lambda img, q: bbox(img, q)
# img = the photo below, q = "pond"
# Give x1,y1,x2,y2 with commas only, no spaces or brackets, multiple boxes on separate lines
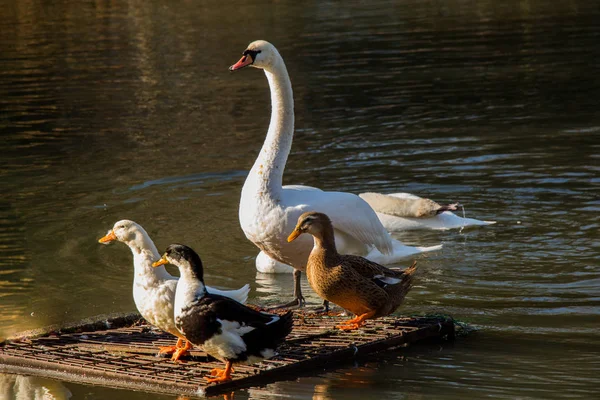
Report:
1,0,599,398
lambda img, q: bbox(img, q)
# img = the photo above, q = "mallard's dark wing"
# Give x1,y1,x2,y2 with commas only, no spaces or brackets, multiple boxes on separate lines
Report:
339,256,416,288
201,293,280,326
177,294,289,345
339,255,401,277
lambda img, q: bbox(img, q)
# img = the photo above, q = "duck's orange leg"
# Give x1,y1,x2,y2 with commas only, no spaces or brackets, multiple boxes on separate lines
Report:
159,337,184,355
205,361,234,384
210,366,235,377
337,315,361,326
171,340,193,362
336,311,376,330
336,313,365,327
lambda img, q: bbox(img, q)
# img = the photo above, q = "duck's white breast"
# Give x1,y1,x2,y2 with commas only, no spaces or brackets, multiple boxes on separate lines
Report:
133,278,178,333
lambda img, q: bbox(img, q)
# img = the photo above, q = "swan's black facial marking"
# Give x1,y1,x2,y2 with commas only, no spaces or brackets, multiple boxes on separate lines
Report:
243,49,261,63
230,48,263,71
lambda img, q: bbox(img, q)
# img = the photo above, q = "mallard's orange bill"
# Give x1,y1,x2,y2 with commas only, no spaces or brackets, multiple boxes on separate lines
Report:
287,229,302,243
152,257,168,268
98,230,117,244
229,54,254,71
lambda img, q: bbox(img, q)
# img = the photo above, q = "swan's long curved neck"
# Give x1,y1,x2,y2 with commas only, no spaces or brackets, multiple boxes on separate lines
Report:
244,58,294,199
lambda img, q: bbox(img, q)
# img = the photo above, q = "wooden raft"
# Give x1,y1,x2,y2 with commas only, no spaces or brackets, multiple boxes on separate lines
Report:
0,312,455,397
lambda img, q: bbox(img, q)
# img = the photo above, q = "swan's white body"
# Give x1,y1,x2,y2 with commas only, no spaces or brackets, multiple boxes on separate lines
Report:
101,220,250,337
235,41,440,276
255,250,294,274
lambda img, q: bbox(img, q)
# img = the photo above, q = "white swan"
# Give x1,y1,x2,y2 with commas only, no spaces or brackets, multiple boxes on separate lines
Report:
99,220,250,359
230,40,440,305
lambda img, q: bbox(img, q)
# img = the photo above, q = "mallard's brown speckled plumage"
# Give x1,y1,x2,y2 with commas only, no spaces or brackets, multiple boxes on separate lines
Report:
288,212,417,330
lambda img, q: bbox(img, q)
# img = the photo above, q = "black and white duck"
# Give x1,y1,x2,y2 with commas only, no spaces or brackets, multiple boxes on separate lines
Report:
152,244,293,383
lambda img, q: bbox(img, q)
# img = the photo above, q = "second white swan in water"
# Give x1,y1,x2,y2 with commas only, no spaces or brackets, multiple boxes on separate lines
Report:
361,192,495,232
230,40,441,305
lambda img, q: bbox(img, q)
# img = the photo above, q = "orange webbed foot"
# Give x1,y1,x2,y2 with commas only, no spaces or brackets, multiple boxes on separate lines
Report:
210,367,235,377
159,337,184,355
205,362,234,384
170,340,193,362
337,316,360,325
158,345,179,354
336,323,361,330
205,373,233,384
335,311,375,331
335,316,361,330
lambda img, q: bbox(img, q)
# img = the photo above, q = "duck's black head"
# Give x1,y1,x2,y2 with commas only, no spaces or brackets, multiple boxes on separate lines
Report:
155,243,205,283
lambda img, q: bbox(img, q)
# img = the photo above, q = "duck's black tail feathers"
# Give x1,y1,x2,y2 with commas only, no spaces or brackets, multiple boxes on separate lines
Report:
242,311,293,359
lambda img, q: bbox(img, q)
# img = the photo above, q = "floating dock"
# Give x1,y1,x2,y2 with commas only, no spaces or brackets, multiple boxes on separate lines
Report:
0,312,455,397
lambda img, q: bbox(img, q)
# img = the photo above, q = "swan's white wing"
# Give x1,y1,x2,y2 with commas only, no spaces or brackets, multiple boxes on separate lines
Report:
284,189,393,255
283,184,323,192
377,211,495,231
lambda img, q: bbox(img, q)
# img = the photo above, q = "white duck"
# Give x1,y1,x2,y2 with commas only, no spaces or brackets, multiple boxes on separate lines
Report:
98,220,250,360
230,40,440,306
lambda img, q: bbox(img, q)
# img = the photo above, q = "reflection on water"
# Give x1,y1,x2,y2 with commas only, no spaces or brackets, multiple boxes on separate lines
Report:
0,375,71,400
1,0,599,398
0,205,32,338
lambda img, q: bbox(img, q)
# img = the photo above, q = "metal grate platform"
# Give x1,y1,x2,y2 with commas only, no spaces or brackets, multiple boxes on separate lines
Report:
0,312,455,397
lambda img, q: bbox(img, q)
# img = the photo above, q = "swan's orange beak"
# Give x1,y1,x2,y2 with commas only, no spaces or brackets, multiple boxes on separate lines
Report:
287,229,302,243
229,54,254,71
98,230,117,244
152,256,168,268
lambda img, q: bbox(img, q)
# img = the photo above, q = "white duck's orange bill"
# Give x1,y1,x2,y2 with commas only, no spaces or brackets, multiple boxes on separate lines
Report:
98,230,117,243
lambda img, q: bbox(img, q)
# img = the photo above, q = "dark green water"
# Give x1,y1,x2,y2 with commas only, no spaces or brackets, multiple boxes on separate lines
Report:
1,0,599,398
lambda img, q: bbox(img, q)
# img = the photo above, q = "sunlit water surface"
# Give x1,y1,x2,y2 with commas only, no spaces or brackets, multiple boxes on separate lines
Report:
1,0,599,399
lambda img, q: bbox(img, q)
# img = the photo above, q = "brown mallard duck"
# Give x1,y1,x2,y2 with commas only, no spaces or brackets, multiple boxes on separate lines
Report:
287,211,417,330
